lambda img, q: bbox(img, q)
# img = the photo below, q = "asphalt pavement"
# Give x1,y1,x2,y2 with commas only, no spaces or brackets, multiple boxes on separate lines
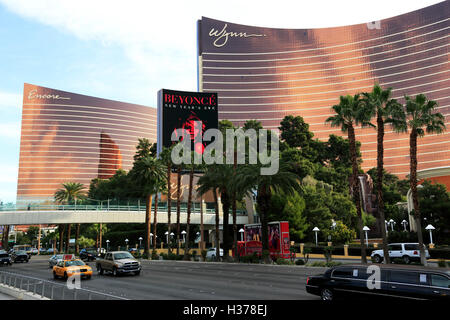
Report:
0,255,325,300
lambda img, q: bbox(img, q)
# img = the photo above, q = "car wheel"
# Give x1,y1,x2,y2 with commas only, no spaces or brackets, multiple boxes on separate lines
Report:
372,255,382,264
112,267,118,277
402,255,410,264
63,272,68,280
97,265,103,275
134,270,140,276
26,259,29,263
53,271,58,279
87,275,91,280
321,288,334,301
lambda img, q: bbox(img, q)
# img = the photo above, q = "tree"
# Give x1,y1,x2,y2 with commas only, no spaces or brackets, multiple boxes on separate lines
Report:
197,165,221,261
279,115,314,150
236,161,300,263
54,182,86,253
326,94,373,263
129,156,167,257
133,138,157,163
362,83,405,264
159,146,174,253
403,94,446,264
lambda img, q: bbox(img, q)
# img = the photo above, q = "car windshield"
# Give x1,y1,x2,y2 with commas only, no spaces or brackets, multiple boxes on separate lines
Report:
113,252,133,260
16,251,26,255
65,260,85,267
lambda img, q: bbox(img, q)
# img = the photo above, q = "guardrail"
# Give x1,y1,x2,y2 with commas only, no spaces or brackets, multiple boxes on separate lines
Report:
0,270,129,300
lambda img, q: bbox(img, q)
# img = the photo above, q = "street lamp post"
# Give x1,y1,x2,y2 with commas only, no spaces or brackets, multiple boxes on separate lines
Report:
313,227,320,247
389,219,395,231
106,240,110,252
239,228,244,241
425,225,435,245
125,239,129,250
181,230,186,244
401,220,408,232
363,226,370,247
385,220,389,234
165,231,169,245
150,233,153,247
138,237,143,249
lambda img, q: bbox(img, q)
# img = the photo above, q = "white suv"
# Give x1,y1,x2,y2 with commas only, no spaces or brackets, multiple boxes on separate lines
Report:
371,243,430,264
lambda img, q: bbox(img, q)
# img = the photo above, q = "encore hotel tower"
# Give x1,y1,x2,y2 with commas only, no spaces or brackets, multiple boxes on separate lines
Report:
17,84,157,206
197,1,450,183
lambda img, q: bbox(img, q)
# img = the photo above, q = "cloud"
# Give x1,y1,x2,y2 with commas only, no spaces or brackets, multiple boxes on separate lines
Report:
0,121,21,139
0,91,22,110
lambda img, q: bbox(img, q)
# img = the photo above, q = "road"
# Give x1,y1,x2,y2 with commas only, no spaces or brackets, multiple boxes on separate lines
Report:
0,256,324,300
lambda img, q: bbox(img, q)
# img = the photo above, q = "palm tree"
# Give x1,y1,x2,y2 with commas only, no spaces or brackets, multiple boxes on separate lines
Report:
326,94,373,264
183,158,196,260
129,156,167,257
75,223,80,254
236,161,299,263
159,147,174,253
403,94,445,265
362,84,405,264
197,165,221,261
175,164,182,255
54,182,86,254
153,180,167,251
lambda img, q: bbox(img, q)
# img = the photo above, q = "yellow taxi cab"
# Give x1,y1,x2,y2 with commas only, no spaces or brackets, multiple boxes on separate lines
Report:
53,258,93,280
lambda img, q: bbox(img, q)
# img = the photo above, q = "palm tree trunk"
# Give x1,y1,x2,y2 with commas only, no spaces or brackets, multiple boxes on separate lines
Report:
167,163,172,253
232,150,238,260
176,166,182,256
2,225,9,250
348,125,367,264
376,114,390,264
184,167,194,260
213,189,220,261
153,193,158,251
75,224,80,254
99,223,102,252
145,194,153,257
58,224,65,253
65,224,71,253
221,191,231,260
258,184,271,264
410,129,426,265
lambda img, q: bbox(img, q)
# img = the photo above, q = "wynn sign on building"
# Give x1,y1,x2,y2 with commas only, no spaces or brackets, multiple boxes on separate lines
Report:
197,1,450,180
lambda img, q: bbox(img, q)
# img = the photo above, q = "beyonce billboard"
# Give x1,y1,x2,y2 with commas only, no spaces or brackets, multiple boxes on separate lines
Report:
157,89,218,155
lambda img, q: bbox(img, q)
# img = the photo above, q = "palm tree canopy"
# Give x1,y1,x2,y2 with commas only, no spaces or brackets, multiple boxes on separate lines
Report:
130,156,167,196
405,94,446,136
54,182,86,204
361,83,407,133
325,94,374,132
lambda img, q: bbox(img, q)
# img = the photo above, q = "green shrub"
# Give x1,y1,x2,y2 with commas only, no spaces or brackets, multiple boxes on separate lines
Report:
152,250,159,260
201,250,207,261
191,250,197,257
295,259,305,265
276,258,290,265
325,261,342,267
251,252,260,263
310,261,327,267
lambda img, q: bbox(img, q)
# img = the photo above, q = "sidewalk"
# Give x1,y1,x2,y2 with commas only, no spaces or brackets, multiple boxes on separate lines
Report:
0,292,14,300
295,253,448,263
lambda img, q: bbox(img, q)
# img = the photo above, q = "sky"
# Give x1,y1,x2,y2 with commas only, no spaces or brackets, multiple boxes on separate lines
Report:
0,0,443,204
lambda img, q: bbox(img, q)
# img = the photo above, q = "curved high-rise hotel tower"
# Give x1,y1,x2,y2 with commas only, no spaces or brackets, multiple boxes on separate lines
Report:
197,1,449,181
17,84,157,206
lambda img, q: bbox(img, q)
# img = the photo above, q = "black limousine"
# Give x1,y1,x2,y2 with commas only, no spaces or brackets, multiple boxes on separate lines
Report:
306,264,450,300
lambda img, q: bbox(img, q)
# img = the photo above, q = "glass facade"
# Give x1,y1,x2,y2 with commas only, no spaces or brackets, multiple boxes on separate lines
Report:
17,83,157,206
197,1,450,177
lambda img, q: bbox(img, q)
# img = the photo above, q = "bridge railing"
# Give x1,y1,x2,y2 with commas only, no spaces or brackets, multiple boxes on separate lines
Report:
0,204,248,215
0,270,129,300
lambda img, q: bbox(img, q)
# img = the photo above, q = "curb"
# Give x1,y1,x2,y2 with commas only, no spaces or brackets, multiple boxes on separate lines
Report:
0,283,50,300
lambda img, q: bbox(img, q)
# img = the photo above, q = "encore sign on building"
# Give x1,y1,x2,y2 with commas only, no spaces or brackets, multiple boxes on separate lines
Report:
157,89,218,155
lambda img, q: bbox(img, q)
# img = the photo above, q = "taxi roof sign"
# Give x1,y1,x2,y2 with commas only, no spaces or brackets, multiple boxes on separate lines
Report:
63,254,75,260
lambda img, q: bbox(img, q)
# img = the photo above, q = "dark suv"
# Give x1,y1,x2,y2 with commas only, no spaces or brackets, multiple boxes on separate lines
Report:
306,264,450,301
11,250,29,263
80,248,98,261
0,251,12,266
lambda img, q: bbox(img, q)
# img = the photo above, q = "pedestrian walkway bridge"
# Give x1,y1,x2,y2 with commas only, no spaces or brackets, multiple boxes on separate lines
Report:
0,204,250,226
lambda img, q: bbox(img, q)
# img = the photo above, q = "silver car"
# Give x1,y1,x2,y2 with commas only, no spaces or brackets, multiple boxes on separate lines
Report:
48,254,64,268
